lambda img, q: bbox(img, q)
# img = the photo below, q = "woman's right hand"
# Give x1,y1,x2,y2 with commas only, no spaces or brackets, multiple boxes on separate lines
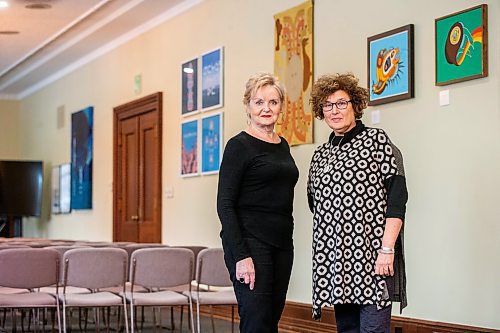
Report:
235,257,255,290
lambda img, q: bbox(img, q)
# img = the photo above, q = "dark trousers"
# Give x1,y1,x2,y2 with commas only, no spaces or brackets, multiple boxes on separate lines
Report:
233,237,293,333
334,304,392,333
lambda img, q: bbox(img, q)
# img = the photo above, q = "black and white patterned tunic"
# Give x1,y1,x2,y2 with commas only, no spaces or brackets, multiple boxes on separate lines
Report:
307,121,408,320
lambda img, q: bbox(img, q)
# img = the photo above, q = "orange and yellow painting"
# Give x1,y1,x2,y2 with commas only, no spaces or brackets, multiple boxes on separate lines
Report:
274,0,313,146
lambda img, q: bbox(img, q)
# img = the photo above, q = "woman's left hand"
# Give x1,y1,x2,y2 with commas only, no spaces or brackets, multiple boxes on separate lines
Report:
375,252,394,276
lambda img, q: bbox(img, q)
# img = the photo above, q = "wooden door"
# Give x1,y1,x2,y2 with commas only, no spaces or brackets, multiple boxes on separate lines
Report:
113,92,162,243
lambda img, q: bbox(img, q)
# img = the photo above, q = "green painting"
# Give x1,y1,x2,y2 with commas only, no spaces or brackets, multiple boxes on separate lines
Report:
435,4,488,86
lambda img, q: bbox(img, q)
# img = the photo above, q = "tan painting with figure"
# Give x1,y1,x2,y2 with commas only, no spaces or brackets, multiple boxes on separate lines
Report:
274,0,314,146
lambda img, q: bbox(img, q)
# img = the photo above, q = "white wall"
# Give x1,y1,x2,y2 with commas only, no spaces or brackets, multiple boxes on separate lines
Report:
4,0,499,329
0,100,21,158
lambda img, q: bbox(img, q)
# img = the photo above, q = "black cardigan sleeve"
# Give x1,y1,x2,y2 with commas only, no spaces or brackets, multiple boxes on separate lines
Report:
216,138,251,266
384,142,408,221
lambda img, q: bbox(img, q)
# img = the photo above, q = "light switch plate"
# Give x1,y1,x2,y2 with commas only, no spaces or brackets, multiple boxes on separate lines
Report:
439,90,450,106
371,109,380,124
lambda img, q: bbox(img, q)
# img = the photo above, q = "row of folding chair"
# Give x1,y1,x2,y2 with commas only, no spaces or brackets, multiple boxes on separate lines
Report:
0,246,236,333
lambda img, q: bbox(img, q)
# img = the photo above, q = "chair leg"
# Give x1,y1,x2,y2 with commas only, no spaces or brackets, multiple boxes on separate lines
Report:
179,306,184,333
130,303,135,333
196,302,200,333
210,305,215,333
140,307,145,331
170,307,175,330
12,309,16,333
93,307,100,333
188,300,195,333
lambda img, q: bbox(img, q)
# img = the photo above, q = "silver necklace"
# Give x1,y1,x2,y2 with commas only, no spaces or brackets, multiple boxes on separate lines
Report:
331,135,344,150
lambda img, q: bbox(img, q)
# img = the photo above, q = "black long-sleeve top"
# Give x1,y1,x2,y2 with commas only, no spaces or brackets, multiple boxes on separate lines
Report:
217,131,299,273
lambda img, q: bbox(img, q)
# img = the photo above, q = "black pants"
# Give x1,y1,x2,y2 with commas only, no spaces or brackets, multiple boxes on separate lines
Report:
233,237,293,333
334,304,392,333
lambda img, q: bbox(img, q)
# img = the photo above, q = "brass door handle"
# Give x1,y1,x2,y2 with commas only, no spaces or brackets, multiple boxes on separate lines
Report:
131,215,139,221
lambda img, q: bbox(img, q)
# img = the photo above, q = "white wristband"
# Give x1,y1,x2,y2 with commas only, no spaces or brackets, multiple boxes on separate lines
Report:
378,246,395,254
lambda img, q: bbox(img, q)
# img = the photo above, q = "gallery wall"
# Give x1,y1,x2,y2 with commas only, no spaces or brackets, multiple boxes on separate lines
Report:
1,0,498,329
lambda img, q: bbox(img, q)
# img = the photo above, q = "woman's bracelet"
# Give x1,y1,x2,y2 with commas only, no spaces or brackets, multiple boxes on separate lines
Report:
378,246,395,254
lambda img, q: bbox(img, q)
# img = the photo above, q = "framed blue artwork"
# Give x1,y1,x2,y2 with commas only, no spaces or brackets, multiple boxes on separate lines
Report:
201,113,222,175
71,106,93,209
201,47,224,111
367,24,414,106
181,119,199,177
181,57,199,116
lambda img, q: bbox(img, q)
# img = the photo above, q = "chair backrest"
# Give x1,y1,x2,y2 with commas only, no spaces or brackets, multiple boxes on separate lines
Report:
130,247,194,289
63,247,127,290
0,244,31,250
196,248,231,287
172,246,208,280
124,243,168,259
46,245,89,282
0,248,59,289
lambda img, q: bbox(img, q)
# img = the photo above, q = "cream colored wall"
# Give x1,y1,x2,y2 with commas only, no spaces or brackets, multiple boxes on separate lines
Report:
15,0,500,329
0,100,21,158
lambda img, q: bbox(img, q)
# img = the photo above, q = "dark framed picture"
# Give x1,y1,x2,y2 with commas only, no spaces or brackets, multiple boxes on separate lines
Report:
201,112,222,175
181,57,198,116
201,47,223,111
71,106,93,210
180,119,199,177
367,24,414,106
435,4,488,86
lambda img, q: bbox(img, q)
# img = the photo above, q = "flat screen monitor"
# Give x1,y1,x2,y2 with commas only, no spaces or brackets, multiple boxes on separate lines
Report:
0,160,43,217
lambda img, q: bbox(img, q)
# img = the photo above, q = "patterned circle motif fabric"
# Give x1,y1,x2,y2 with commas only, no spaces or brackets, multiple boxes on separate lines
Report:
308,128,400,319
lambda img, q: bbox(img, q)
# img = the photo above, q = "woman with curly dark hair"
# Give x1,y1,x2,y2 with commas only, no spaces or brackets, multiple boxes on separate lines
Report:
307,73,408,333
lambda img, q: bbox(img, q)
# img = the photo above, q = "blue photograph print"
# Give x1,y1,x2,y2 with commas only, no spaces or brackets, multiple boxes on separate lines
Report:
201,113,222,174
368,24,414,105
71,106,93,209
181,119,198,177
201,47,223,110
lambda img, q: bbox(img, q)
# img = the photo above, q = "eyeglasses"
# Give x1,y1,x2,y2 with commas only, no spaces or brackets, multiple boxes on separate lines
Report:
321,100,352,112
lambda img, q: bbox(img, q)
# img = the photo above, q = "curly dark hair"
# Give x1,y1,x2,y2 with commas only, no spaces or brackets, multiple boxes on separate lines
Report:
310,73,369,120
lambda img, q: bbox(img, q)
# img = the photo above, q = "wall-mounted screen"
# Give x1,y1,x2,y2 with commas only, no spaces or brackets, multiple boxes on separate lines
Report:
0,160,43,217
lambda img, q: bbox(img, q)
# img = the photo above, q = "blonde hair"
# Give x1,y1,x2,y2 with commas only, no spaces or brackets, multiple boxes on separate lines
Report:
243,72,285,106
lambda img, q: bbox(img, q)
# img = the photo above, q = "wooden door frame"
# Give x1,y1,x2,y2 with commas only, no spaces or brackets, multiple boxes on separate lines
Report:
113,92,162,242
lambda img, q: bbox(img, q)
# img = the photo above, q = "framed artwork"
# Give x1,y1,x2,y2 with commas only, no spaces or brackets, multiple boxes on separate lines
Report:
274,0,314,145
52,163,71,214
201,47,223,111
181,57,199,116
181,119,199,177
367,24,414,106
201,113,223,175
71,106,93,209
51,165,60,214
435,4,488,86
59,163,71,213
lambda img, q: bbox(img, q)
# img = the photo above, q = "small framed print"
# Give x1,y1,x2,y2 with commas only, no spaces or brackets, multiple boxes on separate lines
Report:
52,163,71,215
435,4,488,86
201,112,223,175
181,57,199,116
367,24,414,106
181,119,199,177
201,47,224,111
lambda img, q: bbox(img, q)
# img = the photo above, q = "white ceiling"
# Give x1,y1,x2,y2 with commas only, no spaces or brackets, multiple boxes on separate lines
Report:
0,0,202,100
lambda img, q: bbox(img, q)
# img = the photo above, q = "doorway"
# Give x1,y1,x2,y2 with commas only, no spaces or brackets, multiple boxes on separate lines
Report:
113,92,162,243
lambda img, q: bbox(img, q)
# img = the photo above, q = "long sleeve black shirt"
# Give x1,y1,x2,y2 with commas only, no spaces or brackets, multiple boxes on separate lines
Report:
217,131,299,272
